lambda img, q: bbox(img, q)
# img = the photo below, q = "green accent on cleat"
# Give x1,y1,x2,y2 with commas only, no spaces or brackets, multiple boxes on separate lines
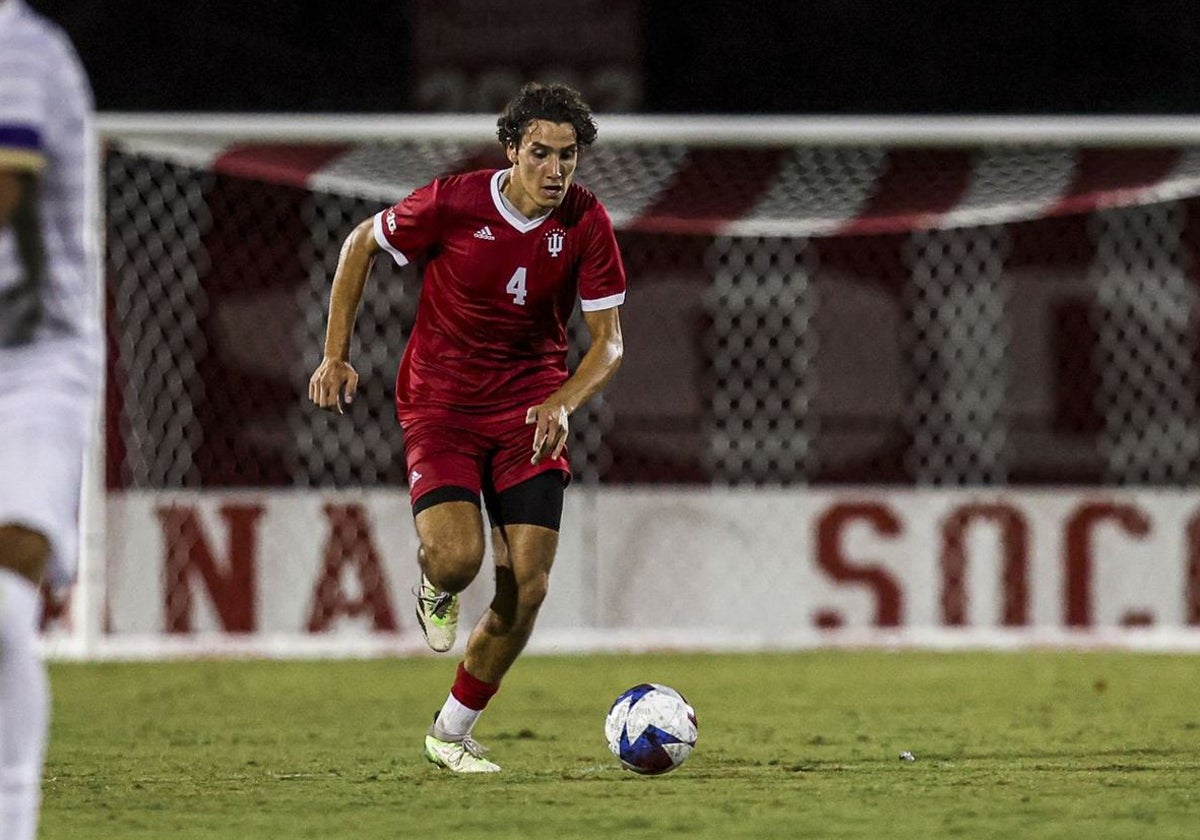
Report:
423,734,501,773
413,575,459,652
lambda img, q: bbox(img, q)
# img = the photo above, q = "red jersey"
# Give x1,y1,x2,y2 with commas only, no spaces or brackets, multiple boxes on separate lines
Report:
373,169,626,418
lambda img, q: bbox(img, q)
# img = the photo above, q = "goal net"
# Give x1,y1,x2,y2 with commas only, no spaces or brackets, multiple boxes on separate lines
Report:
65,115,1200,657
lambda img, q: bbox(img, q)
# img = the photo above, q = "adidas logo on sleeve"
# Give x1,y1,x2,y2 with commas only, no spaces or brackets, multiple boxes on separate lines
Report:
473,226,495,240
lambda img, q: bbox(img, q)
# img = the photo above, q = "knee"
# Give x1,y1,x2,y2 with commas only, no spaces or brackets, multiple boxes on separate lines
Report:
517,571,550,615
419,536,485,593
510,570,551,623
487,567,550,631
0,524,50,585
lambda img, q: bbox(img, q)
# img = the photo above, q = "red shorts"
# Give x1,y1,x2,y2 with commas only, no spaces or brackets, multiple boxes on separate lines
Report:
400,406,571,506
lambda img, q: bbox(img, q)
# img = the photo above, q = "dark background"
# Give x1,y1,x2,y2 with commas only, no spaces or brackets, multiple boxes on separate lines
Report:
26,0,1200,114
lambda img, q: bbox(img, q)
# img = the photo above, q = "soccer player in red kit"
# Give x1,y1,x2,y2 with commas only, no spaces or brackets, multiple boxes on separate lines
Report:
308,83,625,772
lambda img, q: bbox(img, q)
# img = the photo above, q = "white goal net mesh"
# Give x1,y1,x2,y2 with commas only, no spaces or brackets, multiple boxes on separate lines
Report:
84,119,1200,650
104,133,1200,490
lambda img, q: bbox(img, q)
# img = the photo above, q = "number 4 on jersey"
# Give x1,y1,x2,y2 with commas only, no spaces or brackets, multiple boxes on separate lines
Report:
506,267,528,306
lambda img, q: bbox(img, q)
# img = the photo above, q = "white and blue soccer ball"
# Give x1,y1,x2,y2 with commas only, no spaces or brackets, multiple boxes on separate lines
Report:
604,683,698,775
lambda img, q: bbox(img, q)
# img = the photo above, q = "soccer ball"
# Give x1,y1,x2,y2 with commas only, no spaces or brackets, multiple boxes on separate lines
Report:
604,683,698,775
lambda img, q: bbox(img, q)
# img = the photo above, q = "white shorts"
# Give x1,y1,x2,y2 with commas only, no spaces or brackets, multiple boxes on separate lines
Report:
0,342,98,587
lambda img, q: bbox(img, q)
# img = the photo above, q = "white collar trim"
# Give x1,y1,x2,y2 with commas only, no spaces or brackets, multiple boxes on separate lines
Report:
490,170,552,233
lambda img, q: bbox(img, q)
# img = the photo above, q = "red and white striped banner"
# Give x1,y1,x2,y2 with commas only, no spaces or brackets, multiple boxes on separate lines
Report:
108,135,1200,237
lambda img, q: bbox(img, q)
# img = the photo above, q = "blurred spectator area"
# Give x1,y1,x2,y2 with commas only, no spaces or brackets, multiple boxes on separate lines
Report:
30,0,1200,114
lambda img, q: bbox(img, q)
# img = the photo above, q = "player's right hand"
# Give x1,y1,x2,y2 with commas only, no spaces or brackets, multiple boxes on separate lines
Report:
308,357,359,414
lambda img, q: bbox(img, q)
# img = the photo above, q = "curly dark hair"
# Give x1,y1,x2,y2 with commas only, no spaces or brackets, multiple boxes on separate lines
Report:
496,82,598,149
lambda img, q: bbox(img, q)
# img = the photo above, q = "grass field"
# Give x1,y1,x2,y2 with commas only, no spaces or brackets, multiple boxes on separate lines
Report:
42,651,1200,839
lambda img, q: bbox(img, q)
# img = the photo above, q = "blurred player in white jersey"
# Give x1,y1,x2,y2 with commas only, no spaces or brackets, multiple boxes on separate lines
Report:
0,1,101,835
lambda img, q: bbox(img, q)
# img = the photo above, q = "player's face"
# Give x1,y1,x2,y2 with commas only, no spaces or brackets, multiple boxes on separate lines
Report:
504,119,579,218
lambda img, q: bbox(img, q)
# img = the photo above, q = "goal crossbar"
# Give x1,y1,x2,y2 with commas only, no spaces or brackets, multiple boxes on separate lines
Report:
99,113,1200,147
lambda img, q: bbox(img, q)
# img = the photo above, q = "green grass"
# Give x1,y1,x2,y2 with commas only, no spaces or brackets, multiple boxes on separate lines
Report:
43,652,1200,839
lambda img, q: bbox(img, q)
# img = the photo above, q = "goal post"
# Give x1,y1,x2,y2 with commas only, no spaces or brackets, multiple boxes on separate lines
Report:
58,113,1200,659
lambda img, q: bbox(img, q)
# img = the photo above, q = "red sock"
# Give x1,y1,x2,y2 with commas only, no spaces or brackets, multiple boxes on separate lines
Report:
450,661,500,711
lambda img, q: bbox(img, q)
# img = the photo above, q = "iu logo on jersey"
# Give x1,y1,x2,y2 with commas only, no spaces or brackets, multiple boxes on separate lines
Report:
546,229,565,258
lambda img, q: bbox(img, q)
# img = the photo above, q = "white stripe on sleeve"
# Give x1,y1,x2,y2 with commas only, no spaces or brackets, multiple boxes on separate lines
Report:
372,211,409,267
580,291,626,311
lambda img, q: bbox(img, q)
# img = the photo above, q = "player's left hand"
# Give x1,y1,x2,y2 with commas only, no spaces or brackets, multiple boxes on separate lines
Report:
526,402,569,465
308,356,358,415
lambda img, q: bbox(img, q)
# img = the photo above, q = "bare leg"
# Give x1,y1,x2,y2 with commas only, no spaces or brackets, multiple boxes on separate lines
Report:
0,524,48,585
463,523,558,684
413,501,486,594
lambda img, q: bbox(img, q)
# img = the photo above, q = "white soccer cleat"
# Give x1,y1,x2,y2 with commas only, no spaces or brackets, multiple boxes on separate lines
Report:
423,733,501,773
413,575,459,652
